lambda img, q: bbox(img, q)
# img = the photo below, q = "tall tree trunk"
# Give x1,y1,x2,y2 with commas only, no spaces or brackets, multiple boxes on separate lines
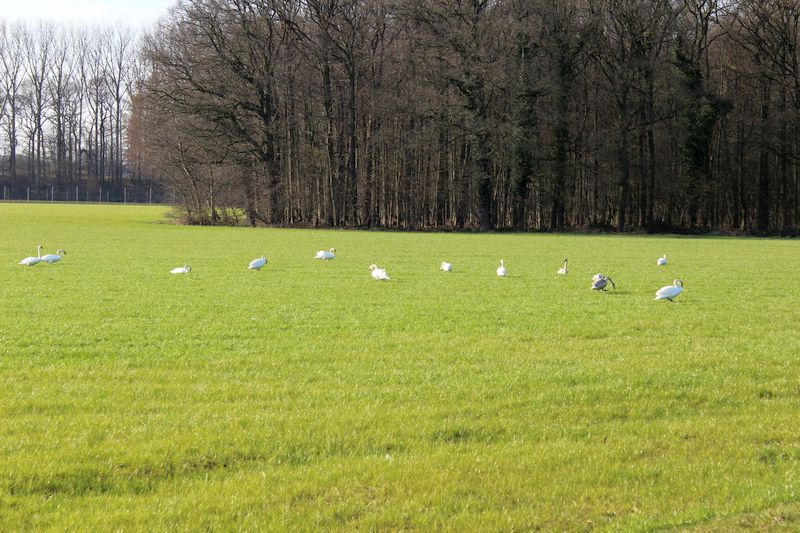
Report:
616,124,631,232
346,60,358,225
780,84,789,231
758,75,771,232
551,89,570,229
474,124,493,231
322,57,337,226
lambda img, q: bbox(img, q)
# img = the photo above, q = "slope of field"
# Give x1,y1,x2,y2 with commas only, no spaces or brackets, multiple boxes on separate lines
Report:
1,203,799,530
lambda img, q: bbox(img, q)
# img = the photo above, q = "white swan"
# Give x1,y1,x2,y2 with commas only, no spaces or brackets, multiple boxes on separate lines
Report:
496,259,507,277
591,273,616,291
657,254,668,266
170,264,192,274
655,279,684,301
314,248,336,260
41,249,66,264
440,261,452,272
557,258,568,275
248,255,268,270
19,245,43,266
369,264,390,281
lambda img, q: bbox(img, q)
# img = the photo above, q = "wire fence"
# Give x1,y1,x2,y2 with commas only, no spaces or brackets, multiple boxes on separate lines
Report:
0,185,166,205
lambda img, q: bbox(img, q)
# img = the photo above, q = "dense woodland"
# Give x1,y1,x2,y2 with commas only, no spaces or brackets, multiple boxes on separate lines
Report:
5,1,800,232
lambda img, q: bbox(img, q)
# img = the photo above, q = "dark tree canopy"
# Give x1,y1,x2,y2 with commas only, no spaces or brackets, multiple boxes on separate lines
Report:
4,1,800,233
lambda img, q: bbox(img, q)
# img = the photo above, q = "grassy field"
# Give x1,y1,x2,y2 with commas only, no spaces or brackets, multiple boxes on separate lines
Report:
1,203,799,530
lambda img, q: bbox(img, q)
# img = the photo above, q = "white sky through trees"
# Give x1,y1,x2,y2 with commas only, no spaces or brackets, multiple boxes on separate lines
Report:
0,0,174,28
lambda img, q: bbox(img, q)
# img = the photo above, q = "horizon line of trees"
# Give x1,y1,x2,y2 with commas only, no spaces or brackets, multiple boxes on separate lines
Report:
136,0,800,233
0,19,164,203
6,2,800,234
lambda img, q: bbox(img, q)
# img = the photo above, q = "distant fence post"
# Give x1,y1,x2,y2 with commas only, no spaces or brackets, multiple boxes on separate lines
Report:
51,186,54,203
3,186,6,201
99,187,102,204
27,186,30,202
124,188,127,204
76,186,79,203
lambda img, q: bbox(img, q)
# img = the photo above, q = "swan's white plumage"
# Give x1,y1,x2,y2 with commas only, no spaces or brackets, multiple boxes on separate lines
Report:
557,258,568,275
41,249,66,264
314,248,336,260
369,264,390,280
440,261,452,272
496,259,507,277
170,264,192,274
248,255,268,270
19,245,43,266
655,279,684,301
657,255,668,266
591,273,615,290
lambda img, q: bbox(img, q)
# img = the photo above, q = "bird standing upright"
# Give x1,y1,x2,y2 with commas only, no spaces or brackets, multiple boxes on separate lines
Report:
496,260,508,277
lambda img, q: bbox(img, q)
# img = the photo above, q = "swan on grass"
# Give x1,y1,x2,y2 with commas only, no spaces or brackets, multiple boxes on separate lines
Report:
496,259,508,277
314,248,336,260
19,245,43,266
170,264,192,274
369,264,390,281
591,273,616,291
440,261,453,272
557,258,568,275
654,279,684,301
248,255,268,270
41,249,66,264
657,254,668,266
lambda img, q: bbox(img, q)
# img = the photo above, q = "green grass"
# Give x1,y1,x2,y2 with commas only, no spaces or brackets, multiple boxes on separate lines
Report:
1,203,799,531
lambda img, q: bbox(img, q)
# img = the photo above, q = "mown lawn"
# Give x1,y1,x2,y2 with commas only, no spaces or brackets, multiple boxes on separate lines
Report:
1,203,799,530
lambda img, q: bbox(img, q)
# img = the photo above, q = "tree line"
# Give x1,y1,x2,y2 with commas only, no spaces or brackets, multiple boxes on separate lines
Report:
0,20,160,203
6,1,800,233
